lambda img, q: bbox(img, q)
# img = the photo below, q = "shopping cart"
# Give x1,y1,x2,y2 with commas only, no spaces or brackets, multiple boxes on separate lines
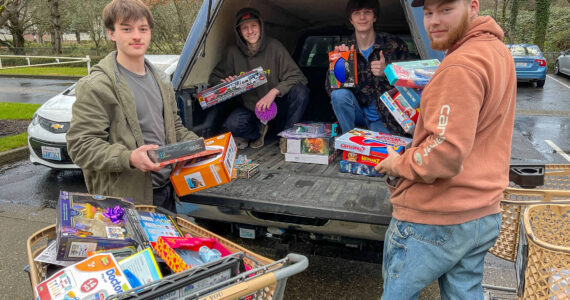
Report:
490,164,570,262
27,205,308,300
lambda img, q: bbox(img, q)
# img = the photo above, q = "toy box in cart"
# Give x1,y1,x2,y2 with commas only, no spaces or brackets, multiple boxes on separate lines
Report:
197,67,268,109
334,128,412,158
171,132,237,196
56,191,138,261
385,59,440,89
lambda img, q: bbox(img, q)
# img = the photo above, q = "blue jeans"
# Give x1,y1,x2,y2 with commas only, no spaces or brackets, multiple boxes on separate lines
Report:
381,213,501,300
330,89,389,134
224,83,309,140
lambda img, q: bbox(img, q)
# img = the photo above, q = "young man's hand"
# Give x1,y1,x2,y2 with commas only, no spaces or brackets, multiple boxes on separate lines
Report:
334,44,355,52
371,50,386,77
256,88,280,112
221,75,238,83
375,146,401,177
129,144,163,173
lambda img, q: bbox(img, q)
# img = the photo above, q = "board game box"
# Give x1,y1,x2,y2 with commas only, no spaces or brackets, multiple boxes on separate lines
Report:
385,59,440,89
334,128,412,158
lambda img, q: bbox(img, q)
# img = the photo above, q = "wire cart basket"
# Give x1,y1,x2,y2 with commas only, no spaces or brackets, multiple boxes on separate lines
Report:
489,164,570,262
516,203,570,299
27,205,308,300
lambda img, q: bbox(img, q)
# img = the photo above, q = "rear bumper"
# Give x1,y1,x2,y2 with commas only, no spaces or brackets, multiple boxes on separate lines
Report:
516,69,547,81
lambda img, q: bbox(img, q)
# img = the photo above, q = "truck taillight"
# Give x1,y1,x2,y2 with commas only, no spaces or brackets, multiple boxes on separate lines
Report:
535,59,546,67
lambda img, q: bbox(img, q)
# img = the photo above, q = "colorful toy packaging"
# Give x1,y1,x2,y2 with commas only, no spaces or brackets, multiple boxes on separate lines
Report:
379,91,419,134
339,160,384,177
279,122,339,165
147,138,206,166
384,59,440,89
170,132,237,196
334,128,412,158
394,85,422,109
153,237,232,273
196,67,268,109
342,151,383,167
56,191,137,261
35,253,131,300
329,50,358,89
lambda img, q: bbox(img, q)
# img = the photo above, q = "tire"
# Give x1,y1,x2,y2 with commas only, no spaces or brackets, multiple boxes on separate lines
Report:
536,79,545,88
554,61,560,75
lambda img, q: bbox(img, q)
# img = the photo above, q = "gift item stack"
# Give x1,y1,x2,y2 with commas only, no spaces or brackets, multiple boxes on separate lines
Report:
334,128,412,177
33,191,239,300
382,59,440,133
279,122,339,165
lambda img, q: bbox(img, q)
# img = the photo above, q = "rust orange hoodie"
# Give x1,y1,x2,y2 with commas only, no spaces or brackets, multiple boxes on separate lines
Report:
389,16,517,225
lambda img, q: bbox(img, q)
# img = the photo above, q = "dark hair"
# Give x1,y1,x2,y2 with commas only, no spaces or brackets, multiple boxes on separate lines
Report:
103,0,154,31
346,0,380,20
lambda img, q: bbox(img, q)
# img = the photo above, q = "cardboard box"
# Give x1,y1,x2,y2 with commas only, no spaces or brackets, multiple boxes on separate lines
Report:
196,67,268,109
329,50,358,89
339,160,385,177
235,162,260,179
334,128,412,158
153,237,232,273
286,137,334,155
285,151,338,165
343,151,384,167
35,253,130,300
379,91,419,133
56,191,137,261
171,132,237,196
385,59,440,89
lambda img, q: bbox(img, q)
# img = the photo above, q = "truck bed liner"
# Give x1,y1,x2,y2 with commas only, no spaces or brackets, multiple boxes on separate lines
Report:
179,141,392,225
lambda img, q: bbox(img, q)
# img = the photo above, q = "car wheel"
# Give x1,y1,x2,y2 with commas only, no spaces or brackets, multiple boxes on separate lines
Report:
554,61,559,75
536,79,545,88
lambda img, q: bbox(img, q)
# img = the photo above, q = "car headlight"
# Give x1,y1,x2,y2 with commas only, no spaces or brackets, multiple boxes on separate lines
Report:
31,113,40,126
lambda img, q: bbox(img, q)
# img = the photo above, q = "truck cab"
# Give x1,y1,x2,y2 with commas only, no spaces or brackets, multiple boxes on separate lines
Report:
171,0,442,243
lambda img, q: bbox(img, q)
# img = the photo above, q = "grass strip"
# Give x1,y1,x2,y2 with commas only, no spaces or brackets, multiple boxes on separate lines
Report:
0,103,41,120
0,66,87,77
0,132,28,152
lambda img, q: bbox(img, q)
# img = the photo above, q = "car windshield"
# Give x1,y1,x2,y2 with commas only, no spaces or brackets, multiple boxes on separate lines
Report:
508,45,541,57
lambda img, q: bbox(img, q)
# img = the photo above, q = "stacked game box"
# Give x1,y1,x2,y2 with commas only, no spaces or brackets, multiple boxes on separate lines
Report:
279,122,339,165
196,67,268,109
334,128,412,177
382,59,440,133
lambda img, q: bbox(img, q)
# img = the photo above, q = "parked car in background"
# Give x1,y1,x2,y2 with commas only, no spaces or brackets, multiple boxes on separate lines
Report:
27,55,180,169
554,49,570,76
506,44,547,88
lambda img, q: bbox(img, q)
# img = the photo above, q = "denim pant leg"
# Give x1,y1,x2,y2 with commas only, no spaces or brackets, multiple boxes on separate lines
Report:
381,213,501,300
222,107,260,140
281,83,310,129
330,89,366,134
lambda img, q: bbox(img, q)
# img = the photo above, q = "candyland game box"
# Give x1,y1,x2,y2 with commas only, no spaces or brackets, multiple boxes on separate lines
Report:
385,59,440,89
334,128,412,158
56,191,137,261
35,253,130,300
197,67,267,109
329,50,358,89
171,132,237,196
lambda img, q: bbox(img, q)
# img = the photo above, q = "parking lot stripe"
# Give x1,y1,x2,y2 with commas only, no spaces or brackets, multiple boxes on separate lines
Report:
545,140,570,162
547,75,570,89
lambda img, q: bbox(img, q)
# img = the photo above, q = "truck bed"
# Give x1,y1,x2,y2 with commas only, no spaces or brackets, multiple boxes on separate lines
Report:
179,140,392,225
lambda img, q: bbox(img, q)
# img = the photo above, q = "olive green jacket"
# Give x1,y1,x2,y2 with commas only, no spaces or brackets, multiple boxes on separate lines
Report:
67,51,198,204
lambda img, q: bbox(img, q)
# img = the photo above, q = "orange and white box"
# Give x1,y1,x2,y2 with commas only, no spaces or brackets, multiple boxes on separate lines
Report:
170,132,237,196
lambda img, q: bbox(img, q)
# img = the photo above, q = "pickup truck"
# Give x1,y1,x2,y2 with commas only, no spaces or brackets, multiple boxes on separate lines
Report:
170,0,444,244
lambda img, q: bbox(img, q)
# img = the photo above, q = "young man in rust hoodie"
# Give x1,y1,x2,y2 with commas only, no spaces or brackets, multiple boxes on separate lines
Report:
376,0,516,299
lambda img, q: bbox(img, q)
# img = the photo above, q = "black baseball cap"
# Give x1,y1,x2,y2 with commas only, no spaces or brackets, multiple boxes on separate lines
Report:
235,8,260,27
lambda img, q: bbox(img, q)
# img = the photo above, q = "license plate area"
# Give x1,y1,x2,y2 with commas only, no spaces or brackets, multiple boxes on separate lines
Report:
41,146,62,161
515,62,528,68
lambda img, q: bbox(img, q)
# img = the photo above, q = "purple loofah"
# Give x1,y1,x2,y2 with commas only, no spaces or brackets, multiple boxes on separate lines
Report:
255,102,278,124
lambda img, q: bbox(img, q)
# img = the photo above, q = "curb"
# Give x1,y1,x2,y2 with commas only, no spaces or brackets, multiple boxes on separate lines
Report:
0,74,82,80
0,146,28,166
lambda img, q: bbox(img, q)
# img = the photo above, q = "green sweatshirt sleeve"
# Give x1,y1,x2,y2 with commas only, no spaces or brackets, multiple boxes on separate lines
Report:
67,77,133,172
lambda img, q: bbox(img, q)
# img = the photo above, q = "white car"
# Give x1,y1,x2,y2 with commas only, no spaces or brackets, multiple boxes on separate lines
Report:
554,49,570,76
28,55,180,169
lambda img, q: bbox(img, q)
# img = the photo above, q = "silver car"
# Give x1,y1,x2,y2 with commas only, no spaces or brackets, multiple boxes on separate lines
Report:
554,49,570,76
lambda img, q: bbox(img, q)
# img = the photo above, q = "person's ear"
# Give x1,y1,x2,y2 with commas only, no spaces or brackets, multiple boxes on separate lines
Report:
108,28,115,42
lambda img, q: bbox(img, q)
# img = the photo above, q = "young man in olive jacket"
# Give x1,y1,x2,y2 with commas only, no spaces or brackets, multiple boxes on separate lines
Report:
67,0,199,212
209,7,310,149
